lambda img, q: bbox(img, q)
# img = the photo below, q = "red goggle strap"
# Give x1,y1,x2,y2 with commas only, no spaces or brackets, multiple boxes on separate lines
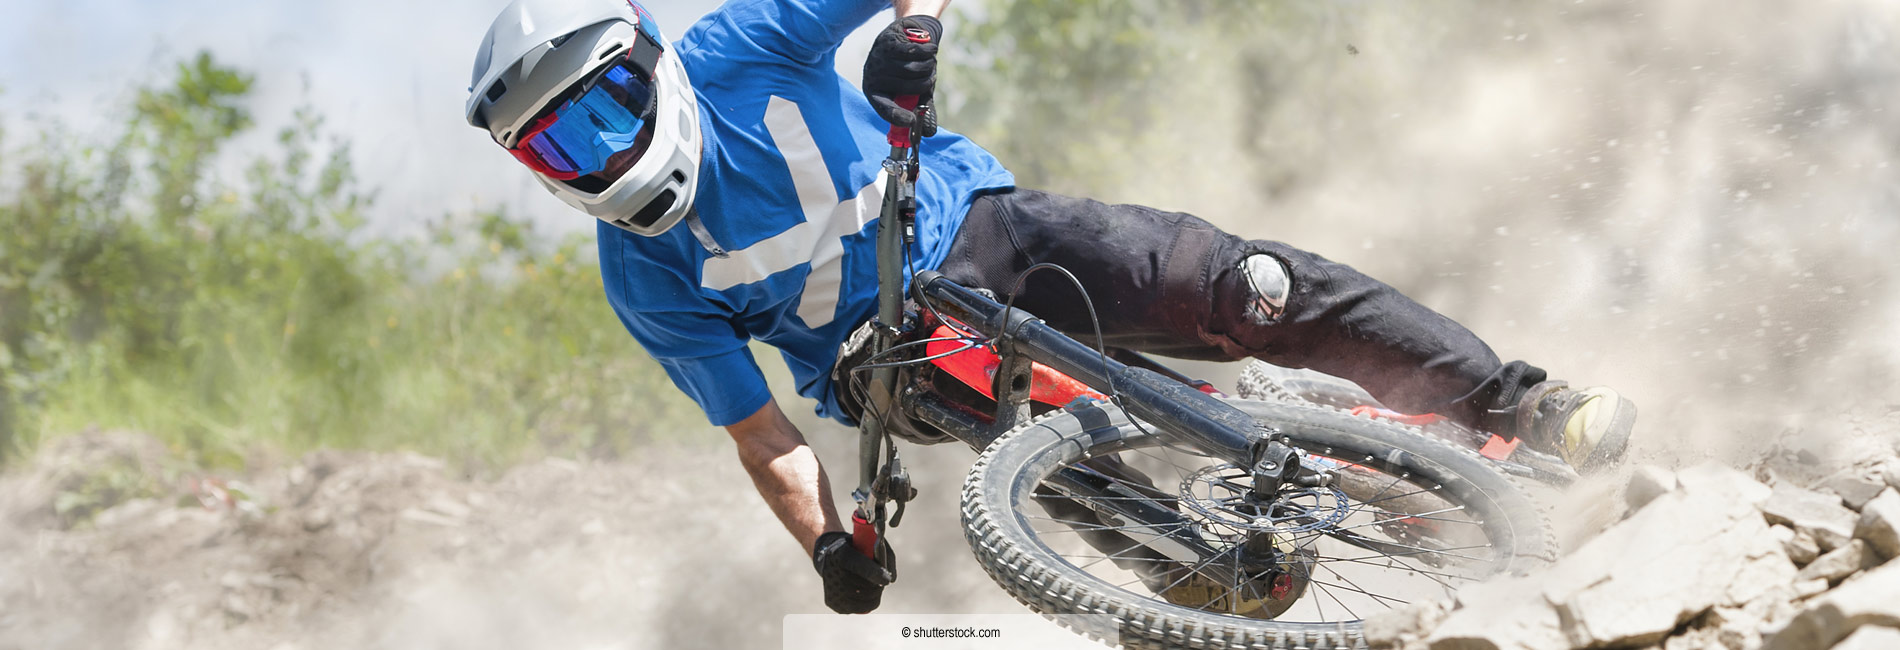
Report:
508,107,582,180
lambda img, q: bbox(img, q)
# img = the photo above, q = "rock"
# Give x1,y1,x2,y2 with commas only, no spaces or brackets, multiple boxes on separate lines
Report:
1796,539,1875,585
1662,626,1724,650
1761,484,1859,551
1627,465,1679,511
1422,575,1568,650
1680,462,1773,505
1793,578,1830,599
92,499,164,529
301,507,333,532
1882,463,1900,491
1763,560,1900,650
1775,525,1821,566
1541,475,1797,649
397,507,463,527
1716,625,1757,650
424,495,472,520
1856,489,1900,560
1718,578,1809,633
145,609,178,643
1830,625,1900,650
221,592,255,622
1706,606,1765,649
1363,599,1448,650
1827,473,1889,511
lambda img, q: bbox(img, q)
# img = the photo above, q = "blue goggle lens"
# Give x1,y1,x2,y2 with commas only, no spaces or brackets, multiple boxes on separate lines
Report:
512,62,656,180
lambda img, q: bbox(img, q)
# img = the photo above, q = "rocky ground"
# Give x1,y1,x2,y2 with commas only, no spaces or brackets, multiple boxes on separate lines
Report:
1368,411,1900,650
5,409,1899,650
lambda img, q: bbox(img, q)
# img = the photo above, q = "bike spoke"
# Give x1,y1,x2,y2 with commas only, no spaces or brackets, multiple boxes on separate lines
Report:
1354,485,1446,508
1305,578,1363,622
1307,554,1478,583
1306,575,1405,610
1346,469,1409,508
1338,495,1472,524
1316,562,1411,608
1325,505,1471,533
1061,554,1184,563
1126,443,1203,483
1076,547,1176,573
1144,544,1241,597
1318,543,1497,565
1023,514,1194,537
1186,545,1254,615
1032,492,1178,502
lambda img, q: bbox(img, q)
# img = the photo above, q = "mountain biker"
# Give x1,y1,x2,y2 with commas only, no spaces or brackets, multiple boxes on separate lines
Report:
466,0,1637,616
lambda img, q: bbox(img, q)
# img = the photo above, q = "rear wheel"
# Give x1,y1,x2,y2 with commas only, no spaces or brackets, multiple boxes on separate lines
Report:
961,397,1555,649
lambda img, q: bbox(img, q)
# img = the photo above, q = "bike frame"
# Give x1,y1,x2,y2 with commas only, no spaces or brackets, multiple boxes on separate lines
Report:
850,102,1295,569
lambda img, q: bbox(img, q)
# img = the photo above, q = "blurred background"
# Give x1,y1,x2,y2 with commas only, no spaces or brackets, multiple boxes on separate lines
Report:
1,0,1896,648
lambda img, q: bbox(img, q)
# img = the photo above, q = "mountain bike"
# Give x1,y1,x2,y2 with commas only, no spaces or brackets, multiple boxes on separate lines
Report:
839,93,1560,649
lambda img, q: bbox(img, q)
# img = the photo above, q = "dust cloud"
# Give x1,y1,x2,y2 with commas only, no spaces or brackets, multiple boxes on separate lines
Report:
4,1,1899,649
1114,0,1900,468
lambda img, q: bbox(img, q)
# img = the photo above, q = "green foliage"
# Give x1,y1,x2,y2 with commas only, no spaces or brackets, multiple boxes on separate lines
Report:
946,0,1284,196
0,52,699,469
52,453,166,526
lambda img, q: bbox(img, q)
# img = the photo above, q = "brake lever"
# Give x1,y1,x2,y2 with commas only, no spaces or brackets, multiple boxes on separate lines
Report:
875,452,918,527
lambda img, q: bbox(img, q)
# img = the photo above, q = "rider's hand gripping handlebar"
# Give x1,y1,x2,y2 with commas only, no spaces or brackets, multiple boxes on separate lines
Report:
884,27,933,149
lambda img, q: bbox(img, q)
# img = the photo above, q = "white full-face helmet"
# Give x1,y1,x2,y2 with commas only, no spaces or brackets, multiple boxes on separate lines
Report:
467,0,701,236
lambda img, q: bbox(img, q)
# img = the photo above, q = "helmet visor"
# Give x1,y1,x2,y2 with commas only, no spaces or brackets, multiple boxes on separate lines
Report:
508,59,656,182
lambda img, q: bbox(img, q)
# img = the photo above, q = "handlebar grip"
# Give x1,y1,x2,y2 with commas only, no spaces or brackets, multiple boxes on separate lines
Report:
886,95,923,148
851,510,878,557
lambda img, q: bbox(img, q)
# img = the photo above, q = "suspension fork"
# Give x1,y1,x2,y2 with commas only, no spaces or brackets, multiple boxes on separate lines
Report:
853,93,928,557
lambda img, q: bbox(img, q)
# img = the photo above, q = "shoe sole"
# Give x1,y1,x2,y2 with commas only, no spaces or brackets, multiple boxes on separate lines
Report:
1578,395,1638,471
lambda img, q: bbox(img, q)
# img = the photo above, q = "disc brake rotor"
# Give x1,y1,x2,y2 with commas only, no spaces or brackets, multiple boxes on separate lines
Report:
1177,462,1350,534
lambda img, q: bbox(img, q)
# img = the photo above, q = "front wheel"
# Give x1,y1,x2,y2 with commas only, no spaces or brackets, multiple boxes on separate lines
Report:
960,397,1555,649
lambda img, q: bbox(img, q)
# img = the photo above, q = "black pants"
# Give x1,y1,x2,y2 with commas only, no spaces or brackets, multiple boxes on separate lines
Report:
936,189,1545,432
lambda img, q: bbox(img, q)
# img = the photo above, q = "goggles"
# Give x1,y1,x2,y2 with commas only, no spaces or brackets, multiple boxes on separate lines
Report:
507,32,664,182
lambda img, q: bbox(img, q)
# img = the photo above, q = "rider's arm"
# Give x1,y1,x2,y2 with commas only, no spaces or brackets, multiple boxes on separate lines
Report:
726,396,843,554
707,0,894,64
892,0,949,18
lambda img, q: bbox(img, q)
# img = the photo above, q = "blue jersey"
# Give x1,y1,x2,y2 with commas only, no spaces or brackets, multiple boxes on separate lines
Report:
598,0,1015,427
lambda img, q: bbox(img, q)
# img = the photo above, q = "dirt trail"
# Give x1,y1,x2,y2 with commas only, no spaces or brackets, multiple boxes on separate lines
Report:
0,430,1019,650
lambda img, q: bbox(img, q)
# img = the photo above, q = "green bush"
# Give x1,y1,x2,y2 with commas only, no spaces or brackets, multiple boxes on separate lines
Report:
0,53,700,470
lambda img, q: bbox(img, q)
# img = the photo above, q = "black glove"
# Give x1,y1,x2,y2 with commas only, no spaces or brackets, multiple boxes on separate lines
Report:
861,15,942,128
811,530,896,614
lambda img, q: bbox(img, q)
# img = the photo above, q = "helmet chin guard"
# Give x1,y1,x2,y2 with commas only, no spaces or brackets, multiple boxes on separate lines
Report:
467,0,701,236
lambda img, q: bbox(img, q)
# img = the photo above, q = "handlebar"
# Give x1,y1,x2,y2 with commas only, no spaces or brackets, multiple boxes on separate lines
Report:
885,95,923,148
